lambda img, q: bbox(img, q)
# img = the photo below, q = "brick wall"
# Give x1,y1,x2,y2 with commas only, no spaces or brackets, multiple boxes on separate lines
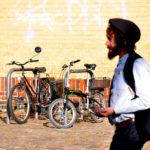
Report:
0,77,34,110
0,77,110,110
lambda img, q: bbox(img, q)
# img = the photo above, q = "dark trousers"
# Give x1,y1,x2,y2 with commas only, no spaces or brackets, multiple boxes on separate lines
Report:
110,124,145,150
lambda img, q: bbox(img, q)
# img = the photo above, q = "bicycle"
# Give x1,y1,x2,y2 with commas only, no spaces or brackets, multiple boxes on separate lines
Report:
48,59,106,129
7,47,57,124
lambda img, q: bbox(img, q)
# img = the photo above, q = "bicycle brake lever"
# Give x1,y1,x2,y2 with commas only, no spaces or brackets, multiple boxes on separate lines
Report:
30,59,39,62
62,64,68,70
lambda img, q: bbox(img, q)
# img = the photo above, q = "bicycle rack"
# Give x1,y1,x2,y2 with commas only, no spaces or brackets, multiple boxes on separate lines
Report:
6,68,38,124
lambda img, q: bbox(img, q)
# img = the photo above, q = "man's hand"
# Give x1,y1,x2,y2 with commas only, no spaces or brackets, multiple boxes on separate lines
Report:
100,107,114,117
94,106,104,117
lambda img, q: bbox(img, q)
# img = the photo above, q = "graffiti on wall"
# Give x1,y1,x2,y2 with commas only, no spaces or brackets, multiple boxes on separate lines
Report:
12,0,127,42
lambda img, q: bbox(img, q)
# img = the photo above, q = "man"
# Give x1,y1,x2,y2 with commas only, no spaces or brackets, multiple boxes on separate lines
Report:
95,18,150,150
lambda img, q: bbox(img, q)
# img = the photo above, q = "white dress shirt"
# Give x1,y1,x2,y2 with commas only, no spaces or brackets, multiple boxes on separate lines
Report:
110,53,150,123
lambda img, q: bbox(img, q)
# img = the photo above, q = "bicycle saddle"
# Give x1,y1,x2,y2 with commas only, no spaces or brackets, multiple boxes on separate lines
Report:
33,67,46,74
84,64,96,70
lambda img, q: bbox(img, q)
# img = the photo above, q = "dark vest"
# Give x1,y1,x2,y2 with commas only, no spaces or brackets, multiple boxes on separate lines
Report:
124,52,150,140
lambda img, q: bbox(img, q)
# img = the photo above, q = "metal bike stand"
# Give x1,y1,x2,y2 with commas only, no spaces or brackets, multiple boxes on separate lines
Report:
34,74,38,119
6,68,38,124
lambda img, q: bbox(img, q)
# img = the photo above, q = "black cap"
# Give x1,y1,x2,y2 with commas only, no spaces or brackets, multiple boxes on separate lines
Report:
109,18,141,43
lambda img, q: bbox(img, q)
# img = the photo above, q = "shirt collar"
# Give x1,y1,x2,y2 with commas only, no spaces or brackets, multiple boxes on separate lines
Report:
119,53,129,65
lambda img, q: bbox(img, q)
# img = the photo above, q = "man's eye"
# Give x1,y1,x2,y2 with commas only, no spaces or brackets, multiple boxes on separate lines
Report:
108,37,111,40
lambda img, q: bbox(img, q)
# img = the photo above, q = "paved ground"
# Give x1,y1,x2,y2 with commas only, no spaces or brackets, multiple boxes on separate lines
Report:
0,112,150,150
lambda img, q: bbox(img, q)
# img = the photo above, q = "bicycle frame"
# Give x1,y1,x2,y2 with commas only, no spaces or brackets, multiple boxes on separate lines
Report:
20,70,49,105
21,75,39,104
64,67,95,109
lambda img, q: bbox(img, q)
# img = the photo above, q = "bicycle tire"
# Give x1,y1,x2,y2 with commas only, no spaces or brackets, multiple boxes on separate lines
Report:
9,83,31,124
90,92,105,123
48,98,77,129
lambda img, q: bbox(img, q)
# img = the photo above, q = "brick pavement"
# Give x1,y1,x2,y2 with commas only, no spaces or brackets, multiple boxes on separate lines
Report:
0,112,150,150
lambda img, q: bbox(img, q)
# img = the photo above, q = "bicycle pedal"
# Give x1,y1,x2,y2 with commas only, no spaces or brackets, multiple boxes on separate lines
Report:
77,114,83,120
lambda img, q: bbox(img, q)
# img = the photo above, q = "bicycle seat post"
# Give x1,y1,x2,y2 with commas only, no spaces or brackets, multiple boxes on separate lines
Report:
86,71,90,93
85,71,90,109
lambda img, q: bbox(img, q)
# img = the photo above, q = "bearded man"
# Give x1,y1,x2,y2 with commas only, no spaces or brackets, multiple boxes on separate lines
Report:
95,18,150,150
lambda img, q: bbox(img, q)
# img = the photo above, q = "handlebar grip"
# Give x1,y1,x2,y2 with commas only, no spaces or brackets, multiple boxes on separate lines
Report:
70,59,80,66
31,60,39,62
73,59,80,63
6,63,12,65
6,61,15,65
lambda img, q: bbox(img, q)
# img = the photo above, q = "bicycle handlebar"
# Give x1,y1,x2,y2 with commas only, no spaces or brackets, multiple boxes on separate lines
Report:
30,59,39,62
72,59,80,64
70,59,80,66
62,59,80,70
7,59,39,66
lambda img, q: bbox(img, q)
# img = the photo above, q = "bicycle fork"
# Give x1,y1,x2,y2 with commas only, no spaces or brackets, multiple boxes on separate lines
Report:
62,91,69,125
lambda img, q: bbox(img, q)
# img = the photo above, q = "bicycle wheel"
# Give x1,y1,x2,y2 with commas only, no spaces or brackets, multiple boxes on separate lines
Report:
9,83,31,124
90,92,105,123
48,98,77,129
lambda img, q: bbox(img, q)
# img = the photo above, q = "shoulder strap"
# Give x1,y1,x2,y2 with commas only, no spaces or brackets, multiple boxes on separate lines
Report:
124,52,141,94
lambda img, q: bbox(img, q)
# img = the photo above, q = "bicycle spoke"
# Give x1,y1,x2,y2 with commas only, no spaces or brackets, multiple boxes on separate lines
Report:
9,83,31,124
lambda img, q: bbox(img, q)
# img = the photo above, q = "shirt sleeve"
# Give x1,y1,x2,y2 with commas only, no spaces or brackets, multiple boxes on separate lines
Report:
114,58,150,114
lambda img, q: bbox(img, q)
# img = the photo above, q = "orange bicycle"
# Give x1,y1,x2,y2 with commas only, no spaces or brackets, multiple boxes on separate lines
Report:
8,47,57,124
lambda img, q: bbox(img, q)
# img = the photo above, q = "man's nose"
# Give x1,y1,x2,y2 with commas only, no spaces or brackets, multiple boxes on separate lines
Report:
105,40,109,46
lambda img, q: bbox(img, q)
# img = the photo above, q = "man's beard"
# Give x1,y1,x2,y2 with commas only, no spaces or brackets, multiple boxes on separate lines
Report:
107,45,120,60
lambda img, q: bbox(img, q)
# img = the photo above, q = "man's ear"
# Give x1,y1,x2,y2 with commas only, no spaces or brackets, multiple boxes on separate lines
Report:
123,39,127,46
